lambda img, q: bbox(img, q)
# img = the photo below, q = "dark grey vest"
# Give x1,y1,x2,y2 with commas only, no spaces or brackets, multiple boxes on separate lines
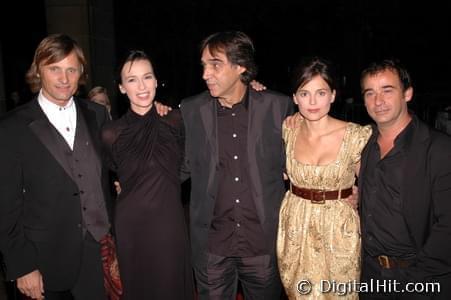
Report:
71,109,110,240
52,107,110,241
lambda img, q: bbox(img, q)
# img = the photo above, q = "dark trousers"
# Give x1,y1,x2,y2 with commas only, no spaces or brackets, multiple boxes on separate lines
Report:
42,233,106,300
360,253,448,300
194,253,281,300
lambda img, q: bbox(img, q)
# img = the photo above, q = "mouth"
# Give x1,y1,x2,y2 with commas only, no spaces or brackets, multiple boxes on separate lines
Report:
206,82,216,89
136,92,150,99
307,109,320,113
374,108,390,115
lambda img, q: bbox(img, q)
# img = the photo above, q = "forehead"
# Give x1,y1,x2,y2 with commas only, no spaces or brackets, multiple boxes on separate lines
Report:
122,59,153,74
42,51,80,67
363,69,400,85
299,75,330,90
201,46,229,62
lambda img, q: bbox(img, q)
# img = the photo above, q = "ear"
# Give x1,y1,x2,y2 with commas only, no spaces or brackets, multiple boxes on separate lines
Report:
155,79,158,89
404,87,413,103
292,94,298,105
330,90,336,103
236,65,247,75
119,84,126,94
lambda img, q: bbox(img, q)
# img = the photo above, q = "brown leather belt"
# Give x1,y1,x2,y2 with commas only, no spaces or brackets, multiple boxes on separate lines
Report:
377,255,412,269
290,184,352,204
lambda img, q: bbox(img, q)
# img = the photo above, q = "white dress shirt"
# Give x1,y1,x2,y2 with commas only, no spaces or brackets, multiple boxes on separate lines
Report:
38,90,77,150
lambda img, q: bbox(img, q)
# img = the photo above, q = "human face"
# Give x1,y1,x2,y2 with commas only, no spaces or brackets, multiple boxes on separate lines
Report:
201,47,246,101
39,51,82,106
362,69,412,130
119,59,157,115
91,93,111,111
293,75,335,122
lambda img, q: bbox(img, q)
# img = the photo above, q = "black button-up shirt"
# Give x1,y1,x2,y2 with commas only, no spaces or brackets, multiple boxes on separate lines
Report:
362,118,417,258
207,89,266,257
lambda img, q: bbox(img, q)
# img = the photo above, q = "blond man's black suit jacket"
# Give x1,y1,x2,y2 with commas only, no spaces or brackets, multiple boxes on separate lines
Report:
0,98,111,290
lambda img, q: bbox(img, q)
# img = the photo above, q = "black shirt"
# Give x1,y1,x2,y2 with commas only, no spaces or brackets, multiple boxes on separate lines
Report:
362,118,417,258
207,89,266,257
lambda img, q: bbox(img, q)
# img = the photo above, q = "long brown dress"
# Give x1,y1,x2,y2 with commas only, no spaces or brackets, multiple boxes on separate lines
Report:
277,122,371,299
101,107,194,300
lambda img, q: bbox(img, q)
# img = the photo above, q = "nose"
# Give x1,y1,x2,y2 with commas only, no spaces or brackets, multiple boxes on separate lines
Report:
138,79,147,90
59,71,69,83
374,92,385,106
309,95,317,105
202,66,211,81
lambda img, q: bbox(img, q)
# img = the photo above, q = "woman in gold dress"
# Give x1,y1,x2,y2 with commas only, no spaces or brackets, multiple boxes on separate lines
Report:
277,57,371,299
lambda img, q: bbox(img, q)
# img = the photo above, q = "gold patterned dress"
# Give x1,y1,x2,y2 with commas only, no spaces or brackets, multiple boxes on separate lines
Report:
277,122,371,299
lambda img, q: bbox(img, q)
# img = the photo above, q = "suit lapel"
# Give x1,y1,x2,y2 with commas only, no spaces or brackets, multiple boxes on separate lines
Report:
27,100,75,181
400,118,430,247
199,96,219,198
247,90,265,223
200,96,218,160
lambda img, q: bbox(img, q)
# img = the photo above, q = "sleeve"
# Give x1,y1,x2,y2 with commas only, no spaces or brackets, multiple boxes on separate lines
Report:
402,135,451,282
100,123,118,172
0,125,38,280
350,124,372,165
179,108,191,182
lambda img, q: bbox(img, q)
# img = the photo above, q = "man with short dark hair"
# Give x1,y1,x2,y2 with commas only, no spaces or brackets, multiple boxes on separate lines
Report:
180,31,293,300
359,59,451,299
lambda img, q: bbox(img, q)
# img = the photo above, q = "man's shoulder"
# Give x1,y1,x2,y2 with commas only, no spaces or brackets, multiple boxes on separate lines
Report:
250,89,291,103
429,128,451,150
180,91,211,108
0,101,35,129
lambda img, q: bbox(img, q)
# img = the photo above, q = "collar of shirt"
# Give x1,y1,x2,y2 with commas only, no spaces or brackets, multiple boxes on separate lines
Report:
372,114,416,154
216,87,250,111
38,90,77,149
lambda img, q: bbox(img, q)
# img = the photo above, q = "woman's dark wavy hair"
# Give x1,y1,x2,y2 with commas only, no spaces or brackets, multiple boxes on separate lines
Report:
291,56,338,94
201,31,257,85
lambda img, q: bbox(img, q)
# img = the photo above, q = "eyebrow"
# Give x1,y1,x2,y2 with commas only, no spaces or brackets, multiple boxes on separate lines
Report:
202,57,224,63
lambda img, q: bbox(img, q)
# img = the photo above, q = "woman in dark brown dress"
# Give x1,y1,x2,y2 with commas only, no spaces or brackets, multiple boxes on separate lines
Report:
101,50,194,299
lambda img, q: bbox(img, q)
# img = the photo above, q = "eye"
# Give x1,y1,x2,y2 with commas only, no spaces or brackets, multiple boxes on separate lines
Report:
318,91,327,97
145,74,154,80
364,91,375,98
298,91,308,97
383,88,394,95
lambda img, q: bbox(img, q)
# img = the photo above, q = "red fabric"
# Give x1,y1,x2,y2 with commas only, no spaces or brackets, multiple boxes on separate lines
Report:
100,234,123,300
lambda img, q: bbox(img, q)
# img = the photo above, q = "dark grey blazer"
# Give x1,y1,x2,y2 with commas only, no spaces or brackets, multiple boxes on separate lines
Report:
359,115,451,288
180,89,293,266
0,98,111,290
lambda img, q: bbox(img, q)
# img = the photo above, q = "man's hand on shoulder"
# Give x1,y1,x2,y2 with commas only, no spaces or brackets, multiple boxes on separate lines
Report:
17,270,44,300
154,101,172,116
250,80,267,92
